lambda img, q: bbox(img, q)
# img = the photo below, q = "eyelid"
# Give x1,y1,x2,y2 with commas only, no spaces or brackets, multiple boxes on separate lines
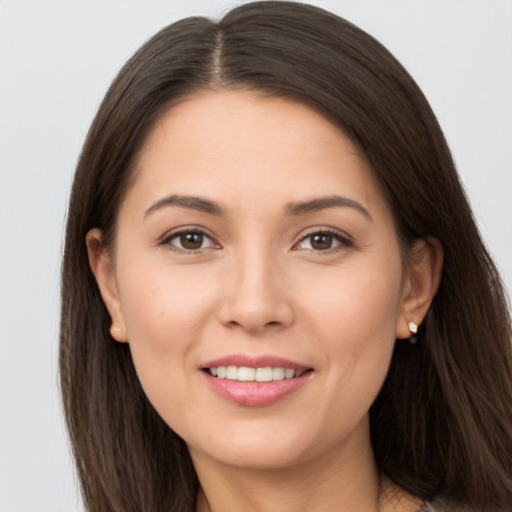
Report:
156,225,352,253
292,227,353,252
158,225,221,252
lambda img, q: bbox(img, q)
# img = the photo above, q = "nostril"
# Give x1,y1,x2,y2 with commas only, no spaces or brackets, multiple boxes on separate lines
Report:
218,295,294,332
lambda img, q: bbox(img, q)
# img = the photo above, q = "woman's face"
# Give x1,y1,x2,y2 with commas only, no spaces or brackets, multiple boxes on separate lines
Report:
91,90,416,471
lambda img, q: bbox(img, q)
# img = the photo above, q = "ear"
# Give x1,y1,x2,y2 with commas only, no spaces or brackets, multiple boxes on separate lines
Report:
396,237,443,339
85,228,128,342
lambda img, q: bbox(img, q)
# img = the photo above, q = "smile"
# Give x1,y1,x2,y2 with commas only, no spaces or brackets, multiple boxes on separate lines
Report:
201,356,313,407
208,366,307,382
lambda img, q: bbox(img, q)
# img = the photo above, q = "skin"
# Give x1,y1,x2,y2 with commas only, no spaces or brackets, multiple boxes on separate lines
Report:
87,90,442,512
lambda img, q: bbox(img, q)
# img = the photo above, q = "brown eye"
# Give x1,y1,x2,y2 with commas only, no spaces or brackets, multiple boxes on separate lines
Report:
294,230,352,252
310,233,333,250
180,232,204,250
165,230,214,251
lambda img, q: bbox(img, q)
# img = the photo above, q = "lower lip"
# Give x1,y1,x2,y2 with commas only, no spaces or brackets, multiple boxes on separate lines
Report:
202,371,311,407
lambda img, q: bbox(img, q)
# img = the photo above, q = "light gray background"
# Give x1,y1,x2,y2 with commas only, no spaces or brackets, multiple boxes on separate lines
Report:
1,1,511,510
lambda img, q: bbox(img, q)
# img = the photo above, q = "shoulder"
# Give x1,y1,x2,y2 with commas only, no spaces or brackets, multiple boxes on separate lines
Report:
420,498,490,512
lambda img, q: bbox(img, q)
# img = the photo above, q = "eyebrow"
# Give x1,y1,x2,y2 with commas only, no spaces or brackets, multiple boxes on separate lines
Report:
144,193,373,222
285,195,373,221
144,194,225,217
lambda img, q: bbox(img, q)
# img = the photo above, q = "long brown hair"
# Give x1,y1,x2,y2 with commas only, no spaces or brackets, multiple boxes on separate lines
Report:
60,2,512,510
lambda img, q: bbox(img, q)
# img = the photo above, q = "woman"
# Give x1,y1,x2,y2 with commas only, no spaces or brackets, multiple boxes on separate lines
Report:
60,2,512,511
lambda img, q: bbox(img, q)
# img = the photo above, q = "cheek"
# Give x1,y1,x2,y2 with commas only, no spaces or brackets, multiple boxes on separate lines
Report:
301,259,403,345
114,265,218,429
115,261,219,393
298,258,403,405
118,259,217,337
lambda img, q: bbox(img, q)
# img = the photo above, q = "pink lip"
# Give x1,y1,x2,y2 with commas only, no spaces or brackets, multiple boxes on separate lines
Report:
201,354,310,371
202,371,311,407
199,354,313,407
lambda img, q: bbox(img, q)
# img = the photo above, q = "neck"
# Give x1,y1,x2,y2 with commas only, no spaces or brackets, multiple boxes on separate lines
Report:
192,425,382,512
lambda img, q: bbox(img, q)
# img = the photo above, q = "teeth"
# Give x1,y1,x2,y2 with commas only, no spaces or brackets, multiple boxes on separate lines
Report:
272,367,285,380
208,366,306,382
238,367,256,381
226,366,238,380
284,368,295,379
255,367,273,382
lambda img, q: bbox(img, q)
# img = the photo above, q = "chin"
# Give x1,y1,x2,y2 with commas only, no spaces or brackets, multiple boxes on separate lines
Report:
190,441,311,471
185,414,367,473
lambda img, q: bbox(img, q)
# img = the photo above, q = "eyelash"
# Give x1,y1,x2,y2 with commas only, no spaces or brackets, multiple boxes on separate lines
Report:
158,227,353,254
293,229,353,254
158,228,217,253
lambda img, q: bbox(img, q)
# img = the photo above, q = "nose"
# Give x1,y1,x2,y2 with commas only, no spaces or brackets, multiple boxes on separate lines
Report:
218,248,294,334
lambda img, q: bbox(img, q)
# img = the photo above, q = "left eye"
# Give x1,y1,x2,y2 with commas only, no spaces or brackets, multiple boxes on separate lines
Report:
295,231,350,251
167,231,214,251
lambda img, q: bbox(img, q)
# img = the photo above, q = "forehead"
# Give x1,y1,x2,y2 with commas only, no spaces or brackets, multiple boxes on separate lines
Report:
125,90,389,219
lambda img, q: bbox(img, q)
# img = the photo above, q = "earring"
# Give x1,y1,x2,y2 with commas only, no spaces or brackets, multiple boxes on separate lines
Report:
408,321,418,344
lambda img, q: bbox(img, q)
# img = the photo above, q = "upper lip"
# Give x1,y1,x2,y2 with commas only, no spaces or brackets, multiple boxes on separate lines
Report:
201,354,311,371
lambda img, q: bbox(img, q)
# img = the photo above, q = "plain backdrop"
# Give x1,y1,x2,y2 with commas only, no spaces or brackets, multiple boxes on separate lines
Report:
0,1,511,510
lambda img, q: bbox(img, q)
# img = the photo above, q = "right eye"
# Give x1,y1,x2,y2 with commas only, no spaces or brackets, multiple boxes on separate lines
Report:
162,230,216,252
